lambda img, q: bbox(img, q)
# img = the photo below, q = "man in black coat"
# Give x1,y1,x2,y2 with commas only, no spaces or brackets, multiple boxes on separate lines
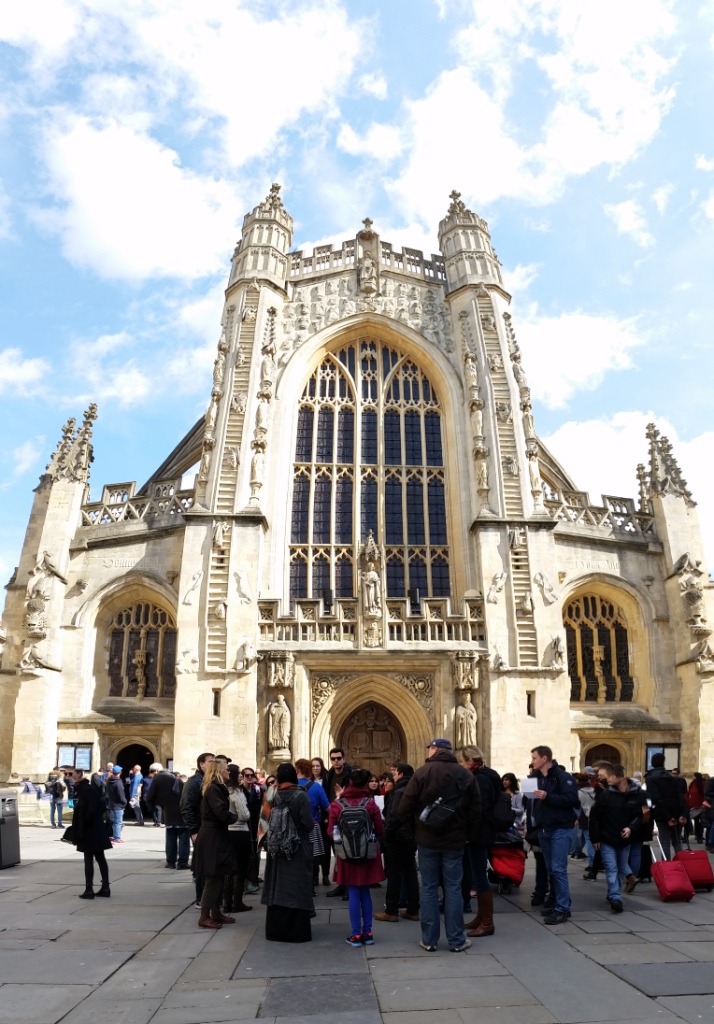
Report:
645,753,687,858
71,769,112,899
399,739,481,953
375,763,419,923
146,763,189,869
180,752,215,906
460,745,502,938
589,763,645,913
105,766,127,844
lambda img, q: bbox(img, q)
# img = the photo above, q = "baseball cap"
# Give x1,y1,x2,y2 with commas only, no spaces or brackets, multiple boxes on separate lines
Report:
112,765,122,774
426,738,452,750
583,766,595,775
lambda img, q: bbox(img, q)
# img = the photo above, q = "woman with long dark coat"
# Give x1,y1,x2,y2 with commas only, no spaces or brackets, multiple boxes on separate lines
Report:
192,760,237,929
71,768,112,899
261,763,315,943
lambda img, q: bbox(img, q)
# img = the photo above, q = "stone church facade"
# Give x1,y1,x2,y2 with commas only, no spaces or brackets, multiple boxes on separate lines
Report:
2,185,713,779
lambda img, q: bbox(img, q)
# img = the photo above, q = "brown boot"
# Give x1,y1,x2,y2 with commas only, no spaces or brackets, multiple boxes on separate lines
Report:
212,908,235,924
198,910,221,929
467,891,495,938
465,898,482,930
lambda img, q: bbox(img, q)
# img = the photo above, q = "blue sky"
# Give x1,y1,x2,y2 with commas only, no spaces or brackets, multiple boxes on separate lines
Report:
1,0,714,580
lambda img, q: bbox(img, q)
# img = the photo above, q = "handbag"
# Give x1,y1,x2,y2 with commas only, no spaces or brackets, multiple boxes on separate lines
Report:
61,825,76,845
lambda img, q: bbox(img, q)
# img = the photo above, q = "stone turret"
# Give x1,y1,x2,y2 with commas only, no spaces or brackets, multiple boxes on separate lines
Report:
438,190,503,294
229,183,294,292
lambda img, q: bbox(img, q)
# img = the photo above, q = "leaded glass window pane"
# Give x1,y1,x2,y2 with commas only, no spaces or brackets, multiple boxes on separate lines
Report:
424,411,442,466
291,474,309,543
295,407,314,461
361,409,377,463
312,554,330,597
384,410,401,464
316,408,334,462
313,474,331,543
427,477,447,544
404,410,422,465
337,408,354,463
407,478,425,544
290,555,307,602
335,476,353,544
432,555,450,596
387,556,406,597
385,477,403,544
361,475,377,541
409,554,428,598
335,555,353,598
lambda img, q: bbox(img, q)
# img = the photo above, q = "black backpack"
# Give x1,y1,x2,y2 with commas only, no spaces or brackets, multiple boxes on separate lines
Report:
266,799,301,860
419,774,468,834
335,798,377,862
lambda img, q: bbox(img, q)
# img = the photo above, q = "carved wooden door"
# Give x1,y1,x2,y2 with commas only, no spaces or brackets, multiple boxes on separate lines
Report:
339,702,404,777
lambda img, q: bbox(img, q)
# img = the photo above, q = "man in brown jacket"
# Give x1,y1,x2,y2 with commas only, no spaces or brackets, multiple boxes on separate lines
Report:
399,739,481,952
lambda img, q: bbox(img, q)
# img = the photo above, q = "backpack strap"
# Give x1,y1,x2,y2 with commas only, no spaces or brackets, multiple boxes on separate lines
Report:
305,780,314,791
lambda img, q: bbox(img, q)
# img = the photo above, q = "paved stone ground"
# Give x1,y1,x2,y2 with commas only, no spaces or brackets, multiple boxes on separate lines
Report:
2,826,714,1023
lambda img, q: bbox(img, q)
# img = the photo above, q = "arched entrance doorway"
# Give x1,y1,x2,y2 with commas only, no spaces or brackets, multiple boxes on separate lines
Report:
115,742,155,778
338,702,405,777
584,743,622,768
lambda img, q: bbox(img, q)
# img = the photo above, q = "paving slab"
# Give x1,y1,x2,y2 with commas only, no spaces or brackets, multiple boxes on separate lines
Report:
55,929,156,950
262,976,378,1017
0,948,131,984
182,949,252,984
656,995,714,1023
374,975,537,1013
369,954,508,980
162,979,268,1005
234,927,369,977
60,997,163,1024
97,956,192,998
382,1012,463,1024
575,941,692,965
0,937,49,949
140,931,213,959
269,1015,382,1024
455,1009,558,1024
0,984,93,1024
664,940,714,961
638,928,714,943
561,932,648,948
607,962,714,996
572,918,631,934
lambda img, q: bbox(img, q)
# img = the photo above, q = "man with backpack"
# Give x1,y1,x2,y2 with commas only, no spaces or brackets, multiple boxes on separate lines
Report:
460,745,509,938
45,771,67,829
529,745,580,925
398,739,481,953
645,753,688,858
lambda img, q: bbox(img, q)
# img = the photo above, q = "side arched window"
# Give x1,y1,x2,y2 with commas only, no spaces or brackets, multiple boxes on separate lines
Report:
289,341,450,603
564,594,634,703
107,602,177,699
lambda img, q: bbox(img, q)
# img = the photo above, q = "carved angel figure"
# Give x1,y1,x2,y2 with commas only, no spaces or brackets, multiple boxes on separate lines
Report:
534,572,558,605
486,571,508,604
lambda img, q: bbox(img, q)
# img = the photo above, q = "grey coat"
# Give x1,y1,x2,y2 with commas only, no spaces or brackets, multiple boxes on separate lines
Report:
260,787,314,911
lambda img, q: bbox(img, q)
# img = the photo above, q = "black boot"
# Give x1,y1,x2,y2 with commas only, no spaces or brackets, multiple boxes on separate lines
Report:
96,884,111,897
326,884,346,897
79,889,94,899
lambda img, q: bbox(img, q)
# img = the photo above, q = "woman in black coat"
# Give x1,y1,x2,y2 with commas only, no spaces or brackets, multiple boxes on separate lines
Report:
192,760,237,929
71,769,112,899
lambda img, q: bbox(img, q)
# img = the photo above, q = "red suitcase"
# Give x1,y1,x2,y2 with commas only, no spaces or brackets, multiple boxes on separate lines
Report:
489,845,526,885
651,837,695,902
674,842,714,892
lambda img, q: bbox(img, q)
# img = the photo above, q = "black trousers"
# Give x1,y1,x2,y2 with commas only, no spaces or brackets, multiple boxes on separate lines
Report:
384,843,419,915
84,851,109,888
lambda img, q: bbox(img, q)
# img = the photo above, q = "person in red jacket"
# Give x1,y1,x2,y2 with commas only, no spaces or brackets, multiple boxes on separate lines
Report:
328,768,385,946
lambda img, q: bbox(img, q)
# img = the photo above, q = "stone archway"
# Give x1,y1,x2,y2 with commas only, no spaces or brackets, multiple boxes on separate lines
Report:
338,702,405,776
583,742,622,768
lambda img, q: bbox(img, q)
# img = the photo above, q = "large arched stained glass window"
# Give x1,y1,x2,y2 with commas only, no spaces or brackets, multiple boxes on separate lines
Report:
564,595,634,703
289,340,450,603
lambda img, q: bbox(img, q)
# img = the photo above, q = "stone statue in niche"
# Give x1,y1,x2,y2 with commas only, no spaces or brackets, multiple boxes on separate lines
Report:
268,693,291,754
197,446,212,483
488,353,503,371
481,313,497,333
486,571,508,604
205,399,218,435
680,575,707,629
256,398,270,432
455,692,478,748
512,358,528,388
231,392,247,414
226,446,240,470
504,455,519,476
213,345,227,391
213,521,230,550
522,406,536,439
509,526,525,549
464,351,479,393
496,401,512,423
534,572,558,605
528,449,544,503
470,401,484,438
359,250,377,294
362,562,382,616
476,456,489,490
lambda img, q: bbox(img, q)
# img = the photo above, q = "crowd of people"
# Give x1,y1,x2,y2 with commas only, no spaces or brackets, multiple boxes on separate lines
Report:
20,745,714,949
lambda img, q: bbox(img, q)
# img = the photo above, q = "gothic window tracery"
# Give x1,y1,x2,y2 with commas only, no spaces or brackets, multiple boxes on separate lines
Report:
289,341,451,602
564,594,634,702
107,601,177,699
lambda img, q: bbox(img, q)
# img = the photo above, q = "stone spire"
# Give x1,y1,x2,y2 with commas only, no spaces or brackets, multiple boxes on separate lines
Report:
230,182,294,291
646,422,694,506
437,190,503,292
45,405,98,484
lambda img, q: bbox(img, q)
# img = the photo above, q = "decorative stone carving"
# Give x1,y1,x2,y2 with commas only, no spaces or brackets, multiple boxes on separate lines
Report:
197,443,212,483
213,521,231,550
521,402,536,440
176,649,199,674
18,643,61,674
455,692,478,748
231,392,247,414
46,404,98,484
551,635,566,669
395,673,434,711
182,570,204,606
490,645,505,670
488,353,503,371
342,703,402,768
680,575,709,635
310,673,356,721
211,601,227,620
452,653,479,691
234,570,253,604
226,446,240,470
519,591,533,614
470,400,484,438
235,638,255,673
508,527,525,549
480,313,497,333
32,552,68,586
486,571,508,604
205,398,218,437
673,553,703,577
503,455,519,477
686,639,714,674
24,576,49,639
512,356,528,389
464,350,479,395
267,693,291,756
534,572,558,604
496,401,512,423
359,250,377,294
265,651,295,689
647,423,695,506
212,341,227,393
361,562,382,616
364,620,383,647
527,449,545,510
249,439,266,504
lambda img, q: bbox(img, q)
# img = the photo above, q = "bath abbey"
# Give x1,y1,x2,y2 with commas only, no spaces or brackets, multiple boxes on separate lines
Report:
2,186,713,779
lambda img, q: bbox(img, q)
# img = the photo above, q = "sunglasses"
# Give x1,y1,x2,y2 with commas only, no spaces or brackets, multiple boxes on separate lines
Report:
330,756,343,761
242,773,255,778
267,778,276,785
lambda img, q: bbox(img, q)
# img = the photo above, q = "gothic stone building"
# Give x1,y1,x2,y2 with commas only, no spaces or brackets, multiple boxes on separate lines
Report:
2,186,713,780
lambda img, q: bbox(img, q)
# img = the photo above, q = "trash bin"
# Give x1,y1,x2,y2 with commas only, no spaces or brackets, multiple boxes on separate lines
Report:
0,789,21,868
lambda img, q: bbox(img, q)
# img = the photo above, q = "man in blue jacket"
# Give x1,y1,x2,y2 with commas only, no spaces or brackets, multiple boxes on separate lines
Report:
530,745,579,925
128,765,144,826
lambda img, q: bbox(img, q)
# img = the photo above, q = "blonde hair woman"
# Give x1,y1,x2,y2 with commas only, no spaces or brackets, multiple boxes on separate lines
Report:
192,760,237,928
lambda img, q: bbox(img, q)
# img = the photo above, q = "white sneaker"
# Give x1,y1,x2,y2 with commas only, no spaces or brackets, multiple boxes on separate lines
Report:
449,939,472,952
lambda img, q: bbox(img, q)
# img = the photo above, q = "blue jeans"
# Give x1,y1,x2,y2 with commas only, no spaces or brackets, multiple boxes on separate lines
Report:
628,841,642,877
418,845,465,949
166,827,191,868
50,799,63,827
108,808,124,841
538,827,573,913
600,843,631,901
583,829,595,867
347,886,373,936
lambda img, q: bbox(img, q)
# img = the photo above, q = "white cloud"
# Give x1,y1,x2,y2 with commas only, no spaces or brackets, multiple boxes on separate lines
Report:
38,115,242,281
652,183,674,213
359,73,388,100
542,411,714,568
66,331,151,407
516,307,644,409
604,199,655,247
0,348,51,394
9,438,45,480
384,0,677,224
0,182,12,239
503,262,540,295
337,123,404,161
701,190,714,224
695,154,714,171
